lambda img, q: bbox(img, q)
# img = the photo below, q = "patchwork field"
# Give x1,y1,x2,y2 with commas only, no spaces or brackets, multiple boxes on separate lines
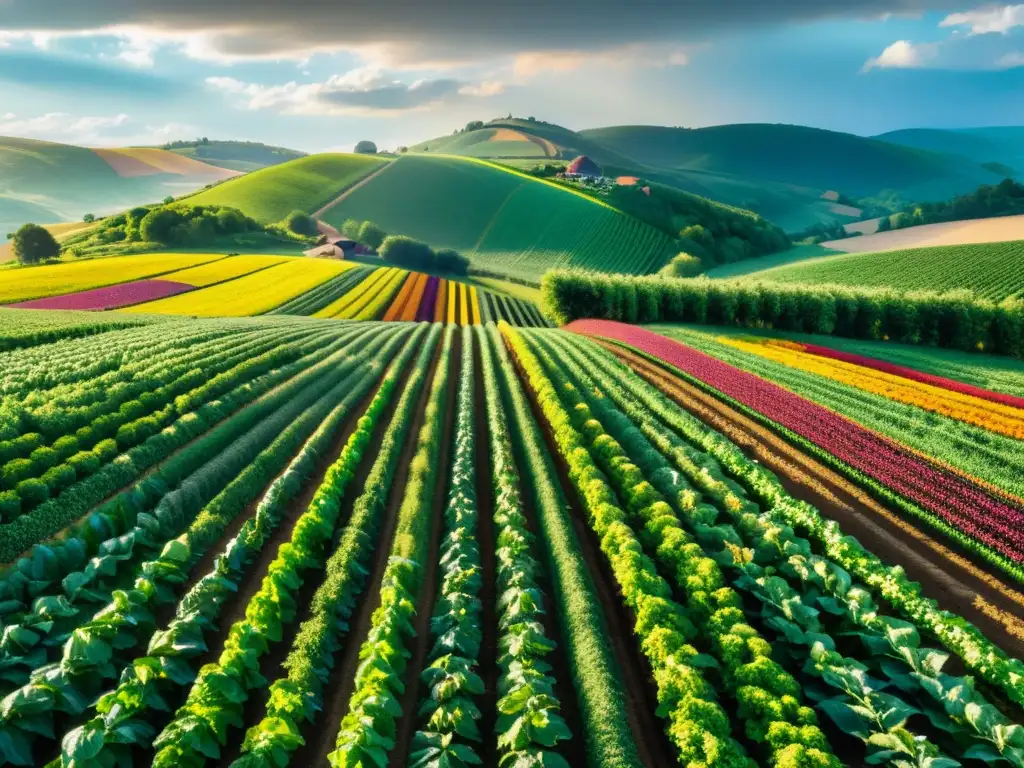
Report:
0,314,1020,768
322,154,674,282
741,239,1024,300
823,214,1024,252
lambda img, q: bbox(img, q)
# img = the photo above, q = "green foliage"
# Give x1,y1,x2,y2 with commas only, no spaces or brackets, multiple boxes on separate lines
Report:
11,223,60,265
354,140,378,154
281,210,318,237
660,253,703,278
357,220,386,250
886,178,1024,230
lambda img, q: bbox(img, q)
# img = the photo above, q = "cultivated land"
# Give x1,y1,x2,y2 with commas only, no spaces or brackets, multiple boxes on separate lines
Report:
741,239,1024,300
0,314,1021,768
823,213,1024,252
182,153,389,223
322,154,674,282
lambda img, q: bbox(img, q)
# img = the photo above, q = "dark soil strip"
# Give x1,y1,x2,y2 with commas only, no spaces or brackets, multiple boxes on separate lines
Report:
507,351,671,768
470,336,499,768
614,346,1024,661
294,335,446,768
388,332,461,768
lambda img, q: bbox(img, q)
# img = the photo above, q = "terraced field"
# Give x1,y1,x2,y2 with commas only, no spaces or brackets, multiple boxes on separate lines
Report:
0,313,1020,768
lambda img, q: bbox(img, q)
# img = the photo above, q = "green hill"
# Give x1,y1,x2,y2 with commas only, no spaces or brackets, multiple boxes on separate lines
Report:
321,154,675,283
580,124,999,201
165,140,307,172
0,136,234,242
183,153,388,223
875,127,1024,175
732,240,1024,300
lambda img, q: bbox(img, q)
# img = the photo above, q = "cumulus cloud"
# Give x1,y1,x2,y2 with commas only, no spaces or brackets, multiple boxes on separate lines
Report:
0,111,129,143
0,0,968,68
862,39,939,70
941,4,1024,34
205,67,502,115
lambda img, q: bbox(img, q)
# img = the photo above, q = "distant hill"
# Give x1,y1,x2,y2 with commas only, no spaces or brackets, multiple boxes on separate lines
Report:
183,153,389,223
875,127,1024,175
0,136,236,241
163,140,307,172
581,124,1000,201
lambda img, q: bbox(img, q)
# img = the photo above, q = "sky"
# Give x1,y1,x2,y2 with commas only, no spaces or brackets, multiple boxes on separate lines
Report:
0,1,1023,152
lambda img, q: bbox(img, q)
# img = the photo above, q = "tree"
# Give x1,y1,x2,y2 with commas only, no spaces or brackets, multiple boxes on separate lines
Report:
660,252,704,278
354,140,378,154
396,146,409,154
11,224,59,265
82,213,95,223
465,120,485,132
283,210,318,237
357,221,386,250
140,207,185,243
435,248,469,275
341,219,363,239
163,196,175,205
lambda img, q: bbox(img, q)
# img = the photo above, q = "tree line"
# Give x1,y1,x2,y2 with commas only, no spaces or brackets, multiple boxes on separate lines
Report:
879,178,1024,232
541,269,1024,357
339,219,470,275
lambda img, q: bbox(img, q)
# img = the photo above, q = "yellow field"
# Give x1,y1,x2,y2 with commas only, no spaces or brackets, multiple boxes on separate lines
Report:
0,253,223,304
824,214,1024,253
124,258,347,316
163,255,293,287
314,268,386,319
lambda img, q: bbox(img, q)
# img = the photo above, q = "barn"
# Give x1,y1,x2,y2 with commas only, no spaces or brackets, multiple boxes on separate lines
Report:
565,155,602,178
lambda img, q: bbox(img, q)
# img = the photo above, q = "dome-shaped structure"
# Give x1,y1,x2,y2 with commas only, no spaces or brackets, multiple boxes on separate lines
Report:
566,155,601,177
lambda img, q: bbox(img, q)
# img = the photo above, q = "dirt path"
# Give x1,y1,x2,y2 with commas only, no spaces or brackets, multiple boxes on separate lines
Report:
294,336,444,768
312,161,397,234
508,350,672,768
387,333,460,768
608,344,1024,659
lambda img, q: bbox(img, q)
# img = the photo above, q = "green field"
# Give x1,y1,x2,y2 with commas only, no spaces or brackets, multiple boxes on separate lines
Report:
167,140,306,172
322,154,674,283
740,239,1024,300
703,243,839,278
185,153,389,223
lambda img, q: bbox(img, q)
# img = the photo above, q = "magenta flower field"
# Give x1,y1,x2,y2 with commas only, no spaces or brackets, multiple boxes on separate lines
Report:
9,279,195,311
567,319,1024,564
416,275,440,321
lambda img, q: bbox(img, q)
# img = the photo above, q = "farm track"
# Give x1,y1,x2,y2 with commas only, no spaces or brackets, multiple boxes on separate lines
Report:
508,350,671,768
313,160,397,224
611,343,1024,659
470,336,499,768
295,336,444,768
387,331,460,768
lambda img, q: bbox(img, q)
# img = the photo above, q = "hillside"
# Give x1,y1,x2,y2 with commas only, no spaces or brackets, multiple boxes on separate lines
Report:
877,127,1024,174
321,154,675,282
164,140,307,172
821,214,1024,253
581,123,1000,202
732,239,1024,300
182,153,388,223
0,136,235,241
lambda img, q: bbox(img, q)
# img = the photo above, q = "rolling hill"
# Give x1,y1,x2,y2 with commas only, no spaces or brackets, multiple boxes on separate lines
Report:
876,127,1024,174
320,155,675,282
581,124,1000,201
0,136,236,242
164,140,307,172
182,153,388,223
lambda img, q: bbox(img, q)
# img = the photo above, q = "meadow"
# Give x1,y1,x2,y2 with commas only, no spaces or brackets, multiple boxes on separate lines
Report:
184,153,389,223
0,313,1020,768
322,155,674,282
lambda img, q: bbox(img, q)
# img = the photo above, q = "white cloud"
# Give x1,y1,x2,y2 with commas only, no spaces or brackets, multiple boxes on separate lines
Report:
997,49,1024,65
2,113,15,120
513,42,695,77
0,112,130,144
205,67,503,116
941,4,1024,34
862,39,939,70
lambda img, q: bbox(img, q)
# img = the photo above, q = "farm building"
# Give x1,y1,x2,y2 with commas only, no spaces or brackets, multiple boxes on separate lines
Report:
566,155,602,178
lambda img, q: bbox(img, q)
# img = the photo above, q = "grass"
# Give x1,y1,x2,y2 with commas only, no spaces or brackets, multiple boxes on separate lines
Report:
0,252,224,304
740,240,1024,300
471,276,543,305
322,155,673,283
183,153,389,223
703,244,839,279
123,257,348,316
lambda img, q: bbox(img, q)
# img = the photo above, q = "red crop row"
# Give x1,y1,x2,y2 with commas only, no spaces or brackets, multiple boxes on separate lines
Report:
792,341,1024,411
11,280,194,311
567,319,1024,563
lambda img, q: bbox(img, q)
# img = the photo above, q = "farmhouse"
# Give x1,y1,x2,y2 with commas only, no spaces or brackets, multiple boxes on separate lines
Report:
565,155,602,178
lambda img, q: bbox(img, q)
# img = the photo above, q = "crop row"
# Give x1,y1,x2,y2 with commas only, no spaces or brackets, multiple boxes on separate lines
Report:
268,266,375,316
0,308,166,352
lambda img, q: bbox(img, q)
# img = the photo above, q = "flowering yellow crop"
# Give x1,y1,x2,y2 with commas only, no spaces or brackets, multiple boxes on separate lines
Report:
0,253,222,304
163,255,293,287
348,268,407,320
458,283,470,326
721,337,1024,439
124,258,347,316
469,286,482,325
314,268,385,318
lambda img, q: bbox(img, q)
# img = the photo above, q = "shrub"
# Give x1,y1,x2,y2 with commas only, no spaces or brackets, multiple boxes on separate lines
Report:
354,140,378,154
68,450,102,478
282,210,318,237
140,207,186,243
435,248,469,275
94,439,119,462
42,464,77,494
2,458,33,490
661,253,704,278
341,218,363,239
16,478,49,506
358,221,386,250
379,235,435,270
53,435,80,461
0,490,20,522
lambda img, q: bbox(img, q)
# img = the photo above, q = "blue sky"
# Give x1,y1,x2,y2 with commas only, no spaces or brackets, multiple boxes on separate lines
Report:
1,1,1023,151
